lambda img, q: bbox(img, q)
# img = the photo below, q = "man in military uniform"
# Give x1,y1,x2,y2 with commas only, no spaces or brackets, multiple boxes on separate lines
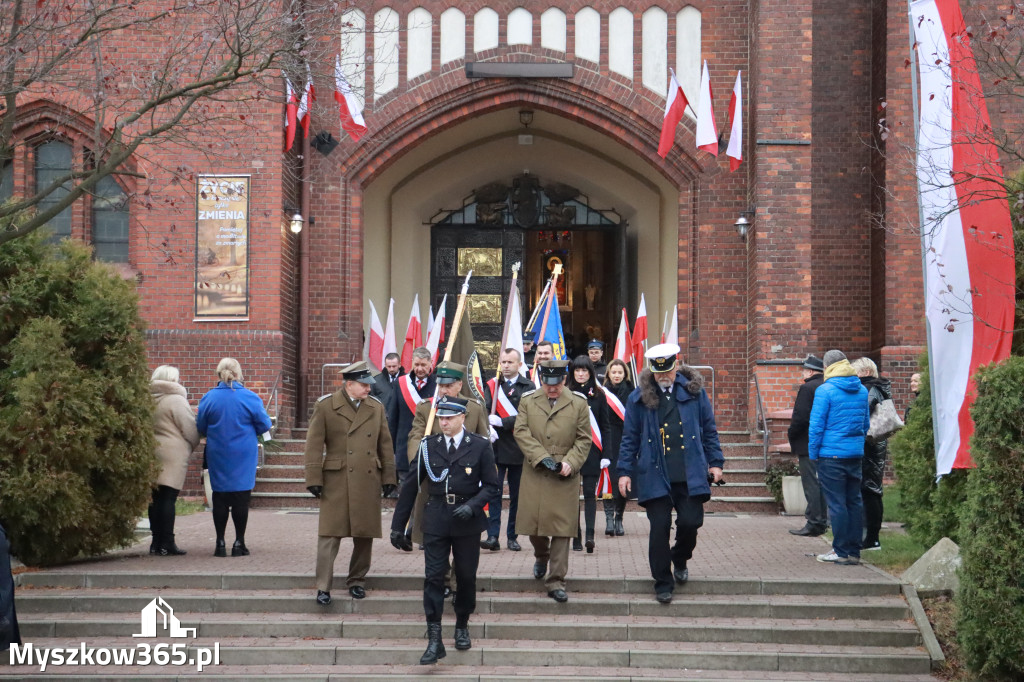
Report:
587,339,607,383
482,348,534,551
304,362,397,605
390,397,500,664
390,347,436,483
617,344,724,604
513,360,592,603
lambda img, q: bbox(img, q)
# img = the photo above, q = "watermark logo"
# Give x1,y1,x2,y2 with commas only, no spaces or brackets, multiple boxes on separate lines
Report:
134,597,197,638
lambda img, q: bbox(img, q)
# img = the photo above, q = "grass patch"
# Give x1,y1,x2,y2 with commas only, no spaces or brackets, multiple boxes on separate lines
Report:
923,595,971,681
882,483,902,523
175,498,206,516
860,529,927,574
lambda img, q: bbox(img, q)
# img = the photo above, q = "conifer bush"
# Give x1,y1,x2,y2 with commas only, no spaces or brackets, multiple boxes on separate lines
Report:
956,356,1024,680
0,233,155,566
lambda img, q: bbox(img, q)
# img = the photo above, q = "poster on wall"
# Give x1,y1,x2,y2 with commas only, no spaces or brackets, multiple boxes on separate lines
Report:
194,175,250,319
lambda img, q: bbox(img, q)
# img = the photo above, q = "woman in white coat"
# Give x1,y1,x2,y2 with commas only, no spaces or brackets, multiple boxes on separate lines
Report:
149,365,200,556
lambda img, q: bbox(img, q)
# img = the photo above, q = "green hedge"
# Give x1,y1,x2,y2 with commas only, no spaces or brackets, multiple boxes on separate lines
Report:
0,233,156,566
956,357,1024,680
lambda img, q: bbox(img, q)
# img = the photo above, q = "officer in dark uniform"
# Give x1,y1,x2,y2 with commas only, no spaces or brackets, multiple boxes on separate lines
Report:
588,339,607,383
390,396,500,665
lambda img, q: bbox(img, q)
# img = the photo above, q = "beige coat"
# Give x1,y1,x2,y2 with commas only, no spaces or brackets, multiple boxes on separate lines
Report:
513,388,592,537
151,380,201,490
304,391,396,538
404,397,490,543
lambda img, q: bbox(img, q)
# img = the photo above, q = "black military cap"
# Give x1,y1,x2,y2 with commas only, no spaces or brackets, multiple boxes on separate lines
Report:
587,339,604,350
539,360,569,385
435,396,468,417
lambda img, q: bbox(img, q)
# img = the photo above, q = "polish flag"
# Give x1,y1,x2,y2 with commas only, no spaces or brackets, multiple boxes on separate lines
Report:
660,310,668,344
912,0,1015,475
657,69,689,159
631,294,648,365
505,287,528,376
382,298,398,360
613,308,632,363
365,301,385,369
666,304,679,346
425,295,447,365
695,61,718,156
284,78,299,152
334,55,367,142
726,71,743,172
298,65,316,138
401,294,422,370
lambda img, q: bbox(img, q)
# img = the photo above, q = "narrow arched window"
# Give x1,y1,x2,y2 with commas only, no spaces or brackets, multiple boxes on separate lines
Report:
91,176,129,262
34,140,73,242
0,162,12,202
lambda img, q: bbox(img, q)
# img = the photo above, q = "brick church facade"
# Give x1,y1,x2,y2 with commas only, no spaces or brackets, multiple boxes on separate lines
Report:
13,0,1008,437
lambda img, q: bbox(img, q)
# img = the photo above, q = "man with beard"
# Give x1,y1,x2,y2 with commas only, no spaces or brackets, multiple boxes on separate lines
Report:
617,344,724,604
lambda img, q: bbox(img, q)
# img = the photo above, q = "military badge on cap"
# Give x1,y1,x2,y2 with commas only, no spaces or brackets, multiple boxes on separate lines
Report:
435,396,468,416
587,339,604,350
538,359,569,385
645,343,681,373
339,361,376,384
435,361,466,385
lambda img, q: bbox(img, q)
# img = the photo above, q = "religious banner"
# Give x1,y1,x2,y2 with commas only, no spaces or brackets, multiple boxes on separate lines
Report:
195,175,250,319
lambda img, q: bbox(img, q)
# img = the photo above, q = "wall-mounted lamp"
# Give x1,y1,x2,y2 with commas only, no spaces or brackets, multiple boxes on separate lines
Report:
734,210,754,242
519,109,534,129
285,207,304,234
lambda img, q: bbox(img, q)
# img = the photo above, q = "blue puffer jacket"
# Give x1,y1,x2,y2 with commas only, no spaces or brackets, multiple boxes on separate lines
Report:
808,365,869,460
197,382,273,492
617,368,724,505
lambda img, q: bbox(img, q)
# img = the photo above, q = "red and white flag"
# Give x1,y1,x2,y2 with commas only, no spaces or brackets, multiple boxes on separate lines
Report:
912,0,1016,476
613,308,632,363
424,295,447,365
383,298,398,360
365,301,385,369
695,60,718,156
284,78,299,152
505,284,528,376
657,69,689,159
334,55,367,142
401,294,422,370
726,71,743,172
660,310,668,344
298,65,315,138
666,303,678,346
632,294,648,364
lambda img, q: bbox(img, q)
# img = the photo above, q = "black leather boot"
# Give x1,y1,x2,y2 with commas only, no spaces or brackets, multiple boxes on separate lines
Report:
585,530,595,554
158,535,187,556
454,624,471,650
231,539,250,556
572,528,583,551
420,622,446,664
614,510,625,536
214,539,226,557
604,507,615,536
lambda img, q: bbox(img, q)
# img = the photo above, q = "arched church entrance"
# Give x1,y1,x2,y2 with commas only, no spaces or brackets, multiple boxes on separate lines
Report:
430,174,628,368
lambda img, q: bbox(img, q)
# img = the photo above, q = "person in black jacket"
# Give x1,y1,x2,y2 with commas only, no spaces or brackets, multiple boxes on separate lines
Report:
389,347,436,484
390,397,500,664
602,359,634,536
567,355,611,553
787,355,828,536
483,348,535,551
852,357,891,551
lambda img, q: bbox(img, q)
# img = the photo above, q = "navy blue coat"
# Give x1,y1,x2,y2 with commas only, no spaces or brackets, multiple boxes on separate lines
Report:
617,369,724,505
197,382,273,492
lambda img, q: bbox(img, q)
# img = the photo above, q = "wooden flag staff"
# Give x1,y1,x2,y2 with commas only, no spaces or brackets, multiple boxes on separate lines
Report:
423,270,473,437
530,263,563,384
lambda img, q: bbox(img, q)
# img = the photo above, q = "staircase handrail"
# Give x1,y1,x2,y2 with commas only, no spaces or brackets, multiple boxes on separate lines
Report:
689,365,716,412
751,372,770,468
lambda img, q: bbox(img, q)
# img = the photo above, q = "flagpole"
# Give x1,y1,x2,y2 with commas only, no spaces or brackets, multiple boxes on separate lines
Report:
525,279,552,333
491,263,521,416
533,264,563,370
424,271,473,437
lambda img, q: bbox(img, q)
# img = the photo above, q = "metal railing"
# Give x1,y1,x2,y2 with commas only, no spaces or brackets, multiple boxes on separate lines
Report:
690,365,716,412
267,372,281,438
751,371,770,468
320,363,350,398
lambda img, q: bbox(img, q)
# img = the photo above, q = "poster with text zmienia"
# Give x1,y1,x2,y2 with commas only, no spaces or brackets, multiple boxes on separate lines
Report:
195,175,250,319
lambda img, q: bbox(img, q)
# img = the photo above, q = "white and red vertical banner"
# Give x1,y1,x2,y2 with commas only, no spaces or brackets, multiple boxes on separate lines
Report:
298,65,315,138
401,294,422,370
334,55,367,142
365,301,385,370
658,69,689,159
284,78,299,152
695,61,718,156
726,71,743,172
613,308,632,363
632,294,648,365
666,303,679,346
425,295,447,366
505,284,528,376
911,0,1016,476
382,298,398,361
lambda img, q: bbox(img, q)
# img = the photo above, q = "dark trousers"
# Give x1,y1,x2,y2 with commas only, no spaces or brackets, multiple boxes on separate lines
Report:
487,463,522,539
817,457,864,559
862,488,883,546
0,524,21,651
212,490,251,542
423,533,480,626
579,473,599,539
148,485,180,547
797,456,828,530
645,482,705,594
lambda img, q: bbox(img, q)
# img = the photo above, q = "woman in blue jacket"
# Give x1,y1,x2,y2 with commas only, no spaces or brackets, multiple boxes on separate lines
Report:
808,350,870,565
197,358,273,557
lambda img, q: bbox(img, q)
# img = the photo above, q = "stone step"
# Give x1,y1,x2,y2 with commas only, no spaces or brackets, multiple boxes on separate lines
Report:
17,573,902,597
705,483,771,498
2,638,933,675
706,499,779,513
14,590,910,620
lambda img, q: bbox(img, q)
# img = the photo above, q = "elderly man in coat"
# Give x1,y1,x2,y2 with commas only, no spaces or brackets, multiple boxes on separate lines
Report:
618,344,724,604
304,362,397,604
513,360,592,603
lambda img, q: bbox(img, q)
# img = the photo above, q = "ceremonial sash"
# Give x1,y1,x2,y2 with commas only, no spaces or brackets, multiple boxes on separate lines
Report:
398,374,425,414
487,378,518,418
588,407,603,451
596,467,613,499
602,387,626,422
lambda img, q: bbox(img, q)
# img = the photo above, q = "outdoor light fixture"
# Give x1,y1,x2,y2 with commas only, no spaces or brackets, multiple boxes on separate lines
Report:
287,210,304,234
519,109,534,129
734,210,754,242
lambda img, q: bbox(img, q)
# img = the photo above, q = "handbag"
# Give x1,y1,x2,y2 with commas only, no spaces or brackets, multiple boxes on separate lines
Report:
867,397,904,442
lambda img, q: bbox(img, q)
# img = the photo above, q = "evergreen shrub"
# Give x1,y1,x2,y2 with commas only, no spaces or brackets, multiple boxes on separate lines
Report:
0,233,155,566
956,357,1024,680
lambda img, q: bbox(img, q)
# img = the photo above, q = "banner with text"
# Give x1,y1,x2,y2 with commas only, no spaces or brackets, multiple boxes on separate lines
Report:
195,175,250,319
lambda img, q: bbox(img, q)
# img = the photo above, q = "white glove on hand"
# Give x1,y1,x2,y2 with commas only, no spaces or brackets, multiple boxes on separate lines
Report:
489,427,499,443
600,458,611,470
488,414,503,427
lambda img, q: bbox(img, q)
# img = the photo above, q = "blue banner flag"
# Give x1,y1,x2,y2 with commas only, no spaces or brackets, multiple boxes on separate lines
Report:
533,289,567,360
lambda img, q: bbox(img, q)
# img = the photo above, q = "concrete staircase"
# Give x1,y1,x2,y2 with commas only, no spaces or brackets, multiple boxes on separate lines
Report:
7,571,934,680
252,430,780,515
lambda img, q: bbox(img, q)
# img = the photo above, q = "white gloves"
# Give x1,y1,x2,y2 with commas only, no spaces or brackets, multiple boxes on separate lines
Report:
488,414,503,427
600,458,611,469
489,427,499,443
